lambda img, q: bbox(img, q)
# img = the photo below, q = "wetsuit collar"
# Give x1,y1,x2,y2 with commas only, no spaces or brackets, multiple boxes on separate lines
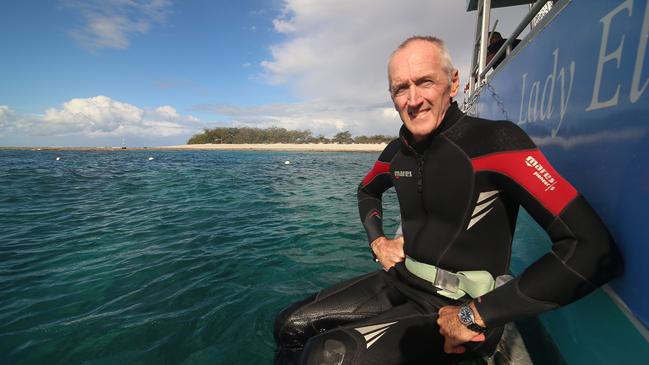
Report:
399,101,464,154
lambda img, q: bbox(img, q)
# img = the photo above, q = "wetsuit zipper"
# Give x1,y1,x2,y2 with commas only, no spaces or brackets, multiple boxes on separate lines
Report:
416,153,424,194
400,135,426,194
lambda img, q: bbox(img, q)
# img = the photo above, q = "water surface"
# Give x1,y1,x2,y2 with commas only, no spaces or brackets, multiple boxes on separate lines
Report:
0,150,400,364
0,149,542,364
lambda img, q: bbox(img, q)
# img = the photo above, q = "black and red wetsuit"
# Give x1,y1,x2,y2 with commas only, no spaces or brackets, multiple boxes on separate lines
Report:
274,102,622,365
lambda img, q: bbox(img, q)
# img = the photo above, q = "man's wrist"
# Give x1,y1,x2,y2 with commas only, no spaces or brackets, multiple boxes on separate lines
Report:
458,302,487,333
370,236,385,251
370,236,384,245
370,236,384,262
469,301,485,327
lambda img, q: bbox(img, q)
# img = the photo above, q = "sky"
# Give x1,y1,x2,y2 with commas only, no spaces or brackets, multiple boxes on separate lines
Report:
0,0,528,147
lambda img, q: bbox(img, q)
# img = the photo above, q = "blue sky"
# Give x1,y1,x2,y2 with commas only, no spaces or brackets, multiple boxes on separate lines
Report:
1,0,526,147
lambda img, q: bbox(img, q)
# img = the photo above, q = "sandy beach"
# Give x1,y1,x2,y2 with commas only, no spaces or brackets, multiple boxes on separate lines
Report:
2,143,387,152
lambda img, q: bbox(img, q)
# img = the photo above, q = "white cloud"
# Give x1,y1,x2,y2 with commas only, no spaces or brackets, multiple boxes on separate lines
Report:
231,0,528,136
272,19,297,33
0,105,19,136
1,96,198,141
0,105,12,123
154,105,180,119
260,0,469,104
197,99,397,137
65,0,172,51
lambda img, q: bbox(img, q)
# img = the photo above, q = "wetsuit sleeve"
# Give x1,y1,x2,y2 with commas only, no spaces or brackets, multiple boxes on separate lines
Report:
357,139,398,244
471,124,623,328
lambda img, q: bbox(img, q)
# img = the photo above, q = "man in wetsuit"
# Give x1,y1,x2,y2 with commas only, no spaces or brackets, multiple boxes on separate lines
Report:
274,36,622,365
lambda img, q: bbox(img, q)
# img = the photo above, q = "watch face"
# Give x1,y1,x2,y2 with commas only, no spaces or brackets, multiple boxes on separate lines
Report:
458,304,474,326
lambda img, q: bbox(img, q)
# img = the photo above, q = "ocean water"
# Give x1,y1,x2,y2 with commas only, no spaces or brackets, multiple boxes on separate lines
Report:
0,149,551,365
0,150,401,365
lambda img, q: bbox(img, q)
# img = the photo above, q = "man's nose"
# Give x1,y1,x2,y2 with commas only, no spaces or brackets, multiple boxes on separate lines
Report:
407,85,422,106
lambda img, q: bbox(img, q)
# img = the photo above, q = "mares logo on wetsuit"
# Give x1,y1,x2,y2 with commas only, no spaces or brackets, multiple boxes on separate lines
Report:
394,170,413,179
525,155,557,191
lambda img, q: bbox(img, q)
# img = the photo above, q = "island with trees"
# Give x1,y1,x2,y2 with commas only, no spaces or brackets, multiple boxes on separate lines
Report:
187,127,395,145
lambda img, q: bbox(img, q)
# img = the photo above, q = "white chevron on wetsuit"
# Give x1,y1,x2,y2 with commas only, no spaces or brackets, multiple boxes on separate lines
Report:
467,190,500,230
353,321,397,349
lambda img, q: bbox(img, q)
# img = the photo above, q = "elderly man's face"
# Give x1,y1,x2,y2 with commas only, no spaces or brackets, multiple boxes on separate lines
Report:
389,41,459,142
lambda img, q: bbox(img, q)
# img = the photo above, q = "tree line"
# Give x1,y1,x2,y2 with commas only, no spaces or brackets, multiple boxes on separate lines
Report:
187,127,395,144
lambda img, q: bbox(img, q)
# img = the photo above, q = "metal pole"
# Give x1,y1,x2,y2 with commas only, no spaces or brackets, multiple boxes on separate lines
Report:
490,19,499,42
468,0,481,94
480,0,550,79
477,0,491,85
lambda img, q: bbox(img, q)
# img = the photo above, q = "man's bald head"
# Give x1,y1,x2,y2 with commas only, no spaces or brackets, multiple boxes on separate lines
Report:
388,36,456,87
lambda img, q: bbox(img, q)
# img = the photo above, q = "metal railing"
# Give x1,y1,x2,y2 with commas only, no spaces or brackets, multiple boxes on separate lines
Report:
467,0,553,96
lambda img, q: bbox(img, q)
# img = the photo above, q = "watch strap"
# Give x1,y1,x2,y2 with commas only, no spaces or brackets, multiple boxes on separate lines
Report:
466,322,487,333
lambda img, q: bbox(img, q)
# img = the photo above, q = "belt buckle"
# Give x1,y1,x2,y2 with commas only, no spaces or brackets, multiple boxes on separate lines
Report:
433,268,459,293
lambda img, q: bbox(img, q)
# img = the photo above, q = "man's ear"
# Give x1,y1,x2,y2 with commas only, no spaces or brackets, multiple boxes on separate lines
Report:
450,69,460,97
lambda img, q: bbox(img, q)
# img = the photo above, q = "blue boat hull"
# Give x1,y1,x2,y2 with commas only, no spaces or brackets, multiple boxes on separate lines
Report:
468,0,649,362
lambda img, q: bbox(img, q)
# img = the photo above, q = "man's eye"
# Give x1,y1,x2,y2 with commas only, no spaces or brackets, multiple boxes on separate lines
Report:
420,80,434,87
393,87,407,96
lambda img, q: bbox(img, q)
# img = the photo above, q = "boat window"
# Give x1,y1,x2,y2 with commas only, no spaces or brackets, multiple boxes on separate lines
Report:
465,0,559,98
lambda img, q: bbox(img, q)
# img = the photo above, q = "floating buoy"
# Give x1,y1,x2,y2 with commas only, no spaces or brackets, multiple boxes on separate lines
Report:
284,160,291,165
55,157,61,161
148,157,155,161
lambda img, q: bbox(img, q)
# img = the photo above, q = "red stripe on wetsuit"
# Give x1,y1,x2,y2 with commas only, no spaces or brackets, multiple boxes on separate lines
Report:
362,161,391,187
472,149,578,216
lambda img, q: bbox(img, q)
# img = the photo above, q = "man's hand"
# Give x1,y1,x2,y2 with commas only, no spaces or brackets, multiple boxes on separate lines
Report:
370,236,405,270
437,302,486,354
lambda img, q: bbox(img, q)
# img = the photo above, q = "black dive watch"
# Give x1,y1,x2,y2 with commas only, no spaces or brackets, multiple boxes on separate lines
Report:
458,303,487,333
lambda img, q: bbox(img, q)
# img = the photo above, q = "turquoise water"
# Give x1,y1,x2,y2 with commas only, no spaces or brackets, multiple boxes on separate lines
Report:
0,150,400,364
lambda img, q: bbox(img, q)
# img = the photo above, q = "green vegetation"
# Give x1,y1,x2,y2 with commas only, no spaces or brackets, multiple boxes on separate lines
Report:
187,127,395,144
